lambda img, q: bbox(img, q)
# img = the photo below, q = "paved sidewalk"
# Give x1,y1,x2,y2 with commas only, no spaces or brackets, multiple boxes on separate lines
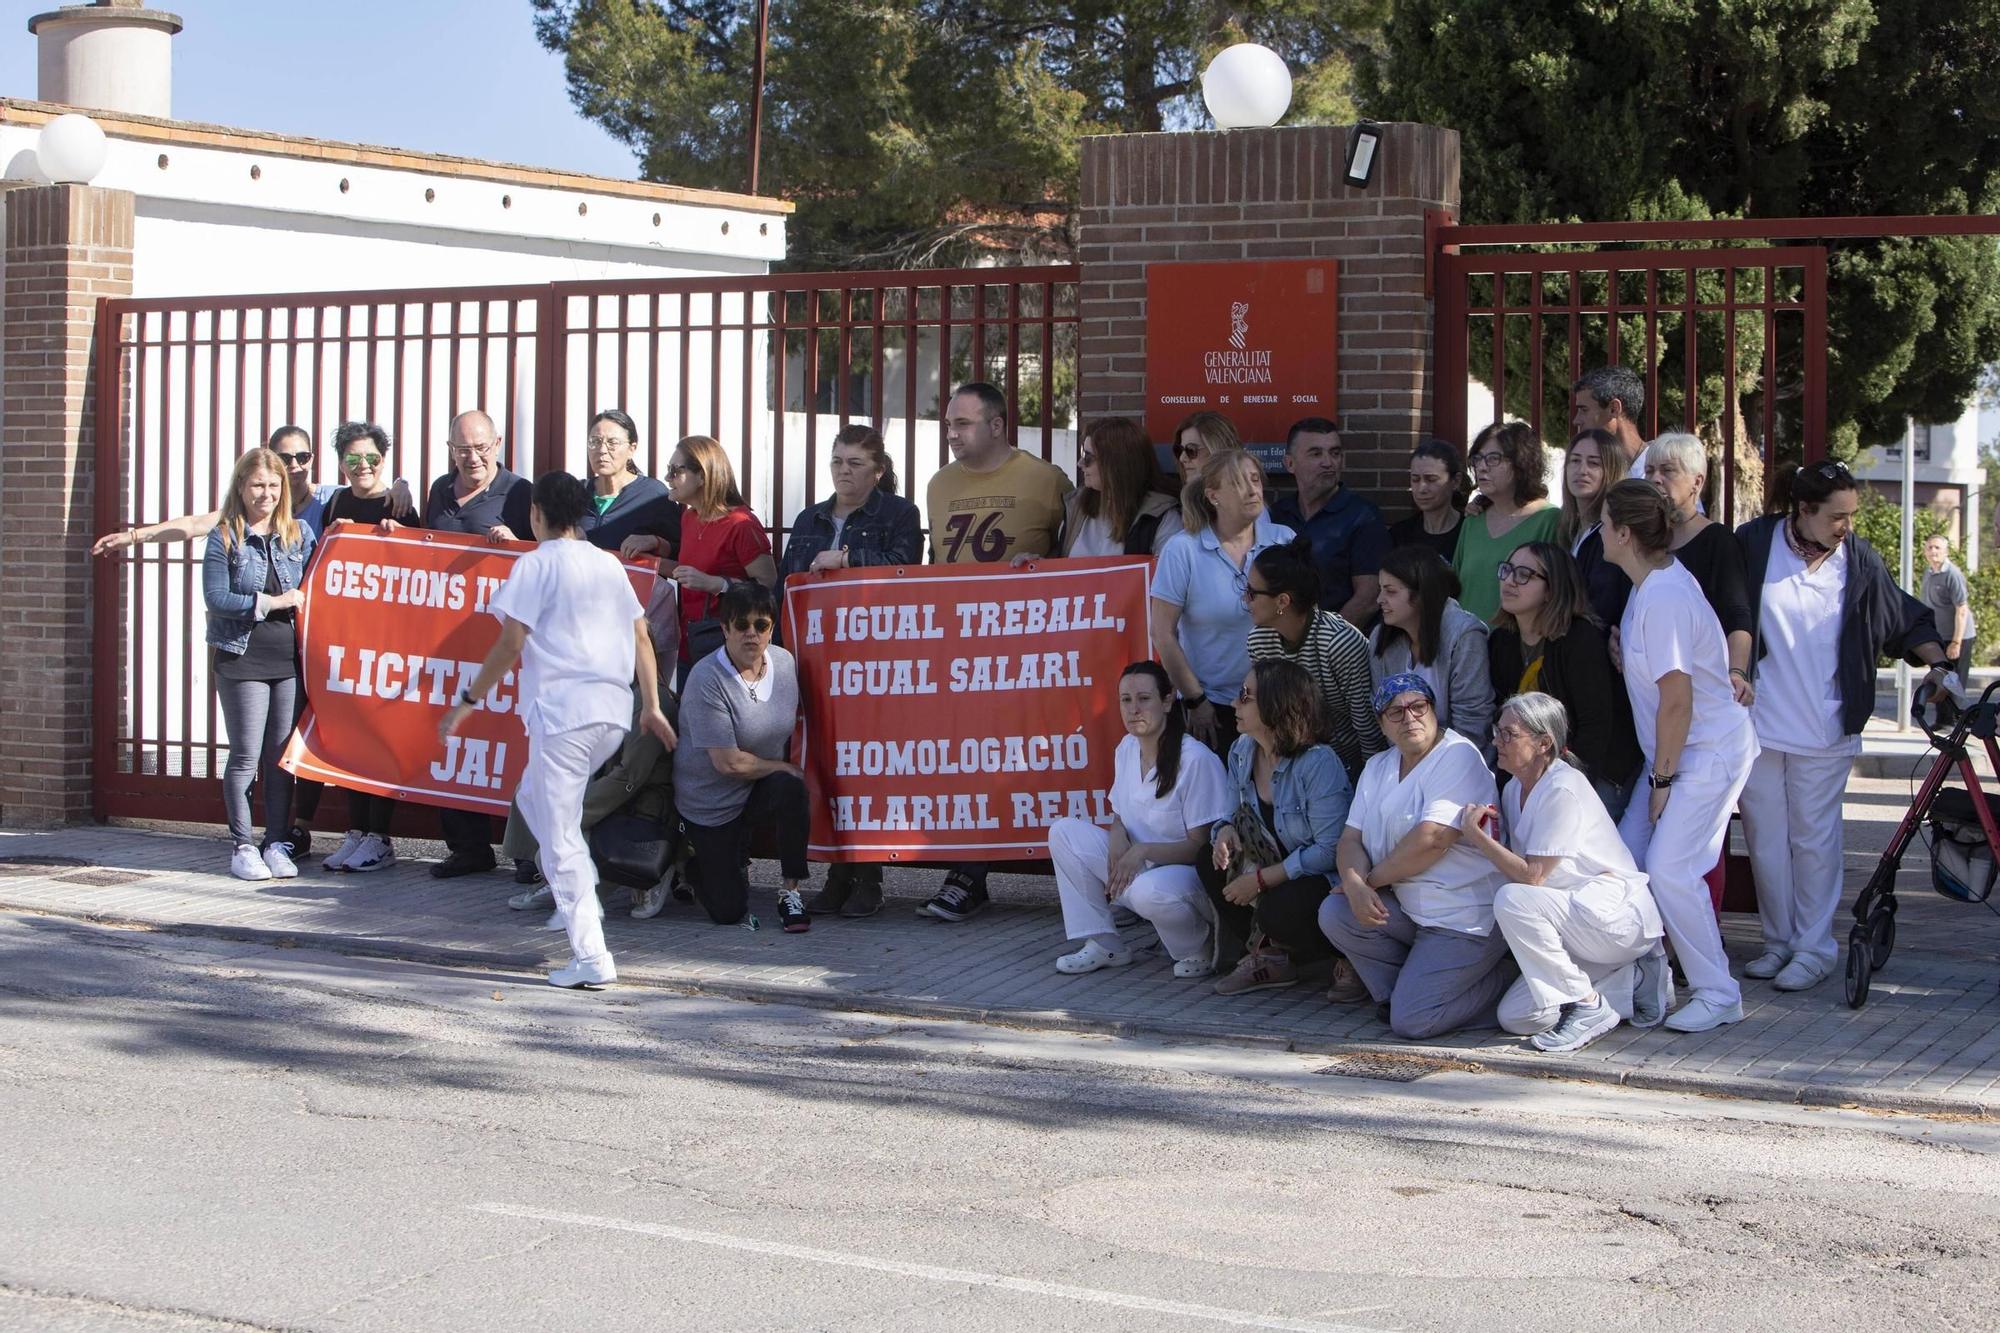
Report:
3,780,1998,1116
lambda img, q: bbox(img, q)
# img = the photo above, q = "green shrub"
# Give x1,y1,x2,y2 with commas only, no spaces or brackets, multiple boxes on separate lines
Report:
1852,488,1996,665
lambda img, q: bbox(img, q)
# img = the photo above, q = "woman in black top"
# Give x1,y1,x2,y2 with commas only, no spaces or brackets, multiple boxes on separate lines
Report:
576,408,678,554
321,421,424,873
1488,540,1643,818
1386,438,1466,563
1641,432,1753,698
1557,428,1634,628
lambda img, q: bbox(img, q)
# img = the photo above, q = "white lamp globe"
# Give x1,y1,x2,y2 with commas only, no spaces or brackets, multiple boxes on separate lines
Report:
38,113,108,185
1201,43,1293,130
5,147,51,185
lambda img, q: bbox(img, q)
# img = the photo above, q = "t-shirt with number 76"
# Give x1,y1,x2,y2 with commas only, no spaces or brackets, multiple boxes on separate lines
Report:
924,450,1074,564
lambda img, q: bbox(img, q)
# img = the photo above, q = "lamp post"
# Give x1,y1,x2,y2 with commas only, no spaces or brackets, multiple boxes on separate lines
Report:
747,0,770,194
1200,43,1292,130
36,112,108,185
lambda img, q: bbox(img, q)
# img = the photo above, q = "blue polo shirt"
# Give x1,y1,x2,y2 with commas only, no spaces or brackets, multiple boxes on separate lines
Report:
1269,485,1390,614
1151,512,1295,705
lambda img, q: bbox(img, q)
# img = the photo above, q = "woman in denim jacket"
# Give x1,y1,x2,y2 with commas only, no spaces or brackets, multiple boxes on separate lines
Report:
1199,658,1354,995
203,448,315,882
779,424,922,581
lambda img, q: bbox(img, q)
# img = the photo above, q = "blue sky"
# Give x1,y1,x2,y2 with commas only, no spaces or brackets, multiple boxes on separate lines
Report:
1,0,638,178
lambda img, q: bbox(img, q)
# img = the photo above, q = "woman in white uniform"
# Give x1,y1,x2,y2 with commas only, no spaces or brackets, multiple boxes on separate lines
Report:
442,472,677,989
1048,661,1231,976
1318,673,1515,1039
1600,478,1756,1033
1736,461,1948,991
1457,692,1668,1052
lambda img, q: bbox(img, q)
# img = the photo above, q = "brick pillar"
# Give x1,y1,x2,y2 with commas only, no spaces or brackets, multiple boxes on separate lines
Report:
1077,123,1459,505
1,185,134,827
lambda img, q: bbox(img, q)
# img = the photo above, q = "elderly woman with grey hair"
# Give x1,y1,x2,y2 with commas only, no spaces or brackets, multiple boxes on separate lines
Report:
1641,432,1754,694
1456,693,1669,1053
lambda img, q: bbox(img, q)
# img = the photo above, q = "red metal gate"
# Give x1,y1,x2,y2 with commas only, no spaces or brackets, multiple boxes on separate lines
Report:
91,266,1078,821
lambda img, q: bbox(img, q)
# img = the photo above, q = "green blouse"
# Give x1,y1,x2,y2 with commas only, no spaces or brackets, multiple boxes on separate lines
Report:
1450,504,1562,623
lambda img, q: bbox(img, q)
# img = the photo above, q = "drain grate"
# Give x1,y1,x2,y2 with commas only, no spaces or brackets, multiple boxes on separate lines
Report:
1314,1052,1476,1083
55,869,153,888
0,855,93,876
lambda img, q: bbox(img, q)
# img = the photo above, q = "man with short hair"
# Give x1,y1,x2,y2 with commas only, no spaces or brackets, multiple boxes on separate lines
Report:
1266,418,1388,626
919,380,1072,922
425,408,538,880
1571,366,1648,470
1924,533,1978,681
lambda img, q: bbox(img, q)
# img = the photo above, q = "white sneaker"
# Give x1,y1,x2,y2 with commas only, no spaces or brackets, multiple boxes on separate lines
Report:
1663,996,1745,1033
1773,954,1833,992
508,884,554,912
544,908,567,933
262,843,299,879
230,844,273,881
549,956,615,988
1531,995,1622,1052
344,834,396,873
1631,943,1673,1028
631,880,670,919
1743,949,1790,980
1054,939,1134,974
322,830,366,872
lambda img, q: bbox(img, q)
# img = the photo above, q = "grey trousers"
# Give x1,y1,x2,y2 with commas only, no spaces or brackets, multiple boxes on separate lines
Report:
1318,888,1518,1040
216,674,297,848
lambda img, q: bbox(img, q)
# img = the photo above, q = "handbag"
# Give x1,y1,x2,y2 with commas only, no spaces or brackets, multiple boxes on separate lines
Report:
589,812,680,889
1224,799,1285,880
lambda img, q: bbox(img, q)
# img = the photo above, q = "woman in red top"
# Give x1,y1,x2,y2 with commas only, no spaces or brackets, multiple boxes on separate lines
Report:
622,434,776,668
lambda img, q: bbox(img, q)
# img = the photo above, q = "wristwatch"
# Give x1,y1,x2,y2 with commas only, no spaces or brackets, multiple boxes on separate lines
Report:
457,687,478,706
1648,771,1679,789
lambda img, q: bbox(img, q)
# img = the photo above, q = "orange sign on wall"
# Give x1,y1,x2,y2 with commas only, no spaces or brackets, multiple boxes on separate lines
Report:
1144,258,1339,449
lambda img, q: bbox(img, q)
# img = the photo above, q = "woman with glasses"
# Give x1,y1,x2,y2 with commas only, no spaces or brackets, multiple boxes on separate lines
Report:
1152,449,1295,754
622,435,776,673
575,408,675,553
1599,479,1754,1034
1557,428,1634,628
1387,438,1468,563
1319,674,1515,1039
1452,422,1559,623
1201,659,1355,995
1245,538,1385,781
1171,410,1241,487
441,471,675,989
1640,433,1754,695
1456,692,1669,1052
671,581,813,934
780,424,922,579
1368,545,1494,750
1735,461,1949,993
1487,541,1642,818
316,421,425,872
1060,417,1184,557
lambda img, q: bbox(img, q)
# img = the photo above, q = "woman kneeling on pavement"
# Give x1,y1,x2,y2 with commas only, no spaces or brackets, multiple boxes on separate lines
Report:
1456,692,1669,1052
1048,662,1233,976
1201,659,1356,996
1319,674,1516,1039
671,580,814,933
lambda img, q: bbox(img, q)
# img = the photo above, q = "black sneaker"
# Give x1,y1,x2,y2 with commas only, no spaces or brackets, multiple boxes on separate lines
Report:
513,858,544,886
920,872,989,922
430,850,498,880
283,824,313,860
841,867,884,919
778,888,811,933
808,863,855,914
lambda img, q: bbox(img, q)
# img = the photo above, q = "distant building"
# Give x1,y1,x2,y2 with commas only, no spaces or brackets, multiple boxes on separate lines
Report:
1853,397,1995,570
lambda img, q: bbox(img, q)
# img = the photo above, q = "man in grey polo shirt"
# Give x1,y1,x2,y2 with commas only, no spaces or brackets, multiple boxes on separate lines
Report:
1923,533,1978,680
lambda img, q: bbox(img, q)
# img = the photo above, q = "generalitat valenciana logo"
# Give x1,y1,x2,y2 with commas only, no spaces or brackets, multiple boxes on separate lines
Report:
1207,298,1272,383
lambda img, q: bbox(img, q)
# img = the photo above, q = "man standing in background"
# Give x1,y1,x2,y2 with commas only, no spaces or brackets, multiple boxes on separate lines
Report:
1924,533,1978,681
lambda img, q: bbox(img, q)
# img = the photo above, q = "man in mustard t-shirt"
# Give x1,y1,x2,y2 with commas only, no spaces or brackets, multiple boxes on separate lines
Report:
920,381,1073,921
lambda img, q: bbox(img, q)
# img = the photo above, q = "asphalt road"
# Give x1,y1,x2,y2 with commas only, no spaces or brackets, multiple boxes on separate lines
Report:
2,913,1997,1332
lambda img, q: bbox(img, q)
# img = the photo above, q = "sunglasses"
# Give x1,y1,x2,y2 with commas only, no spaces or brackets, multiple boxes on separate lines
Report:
1809,459,1854,481
729,617,774,634
1496,561,1545,586
667,462,699,478
275,451,314,467
1172,444,1206,460
1381,699,1431,721
342,452,384,469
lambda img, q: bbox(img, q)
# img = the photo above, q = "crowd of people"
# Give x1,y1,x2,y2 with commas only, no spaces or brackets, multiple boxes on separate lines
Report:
100,370,1960,1042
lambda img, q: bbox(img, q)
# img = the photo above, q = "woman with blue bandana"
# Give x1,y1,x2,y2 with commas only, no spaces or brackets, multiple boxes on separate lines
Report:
1319,672,1517,1038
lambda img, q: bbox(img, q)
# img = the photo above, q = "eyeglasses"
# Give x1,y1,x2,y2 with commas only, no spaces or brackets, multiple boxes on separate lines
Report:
585,435,630,452
1496,561,1546,586
449,443,496,458
341,452,383,469
1493,725,1533,745
729,617,774,634
666,462,698,478
1244,583,1280,601
1470,451,1506,468
1078,451,1097,467
1381,699,1431,721
275,451,313,467
1172,444,1206,461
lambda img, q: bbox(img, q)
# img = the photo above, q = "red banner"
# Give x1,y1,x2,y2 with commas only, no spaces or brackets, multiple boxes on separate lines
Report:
280,527,656,814
783,559,1155,861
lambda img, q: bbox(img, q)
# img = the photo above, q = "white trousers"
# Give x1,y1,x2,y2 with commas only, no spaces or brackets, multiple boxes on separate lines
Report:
1737,746,1852,967
1049,817,1214,961
1619,723,1755,1007
517,719,626,970
1493,880,1655,1034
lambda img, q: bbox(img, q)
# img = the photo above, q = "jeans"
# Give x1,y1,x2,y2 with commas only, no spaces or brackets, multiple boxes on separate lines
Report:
216,675,297,847
681,770,809,924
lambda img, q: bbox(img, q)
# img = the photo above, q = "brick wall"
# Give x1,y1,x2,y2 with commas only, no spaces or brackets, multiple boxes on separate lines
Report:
1077,123,1459,505
1,185,134,827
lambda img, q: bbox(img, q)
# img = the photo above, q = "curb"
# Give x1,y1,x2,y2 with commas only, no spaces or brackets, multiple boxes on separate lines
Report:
9,899,1991,1121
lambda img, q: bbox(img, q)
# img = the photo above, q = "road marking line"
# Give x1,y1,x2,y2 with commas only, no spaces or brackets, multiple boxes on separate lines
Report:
470,1202,1384,1332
